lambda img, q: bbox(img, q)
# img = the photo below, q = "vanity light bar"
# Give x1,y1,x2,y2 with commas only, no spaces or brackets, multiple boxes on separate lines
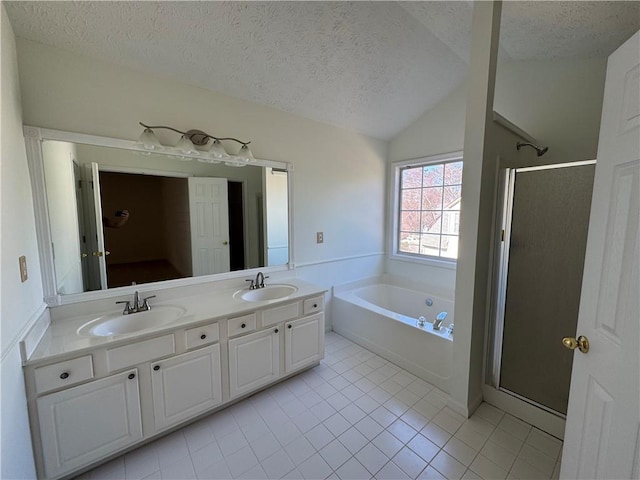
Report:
136,122,255,166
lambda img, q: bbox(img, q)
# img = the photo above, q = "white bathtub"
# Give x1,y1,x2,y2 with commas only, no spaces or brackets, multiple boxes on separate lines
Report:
333,276,453,392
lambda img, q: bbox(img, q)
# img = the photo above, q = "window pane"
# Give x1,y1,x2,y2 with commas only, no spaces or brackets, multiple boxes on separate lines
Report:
421,211,442,234
444,161,463,185
441,211,461,235
399,232,419,253
443,186,462,209
401,188,422,210
395,158,462,262
422,187,443,211
402,167,422,188
423,164,444,187
440,234,459,258
400,211,420,232
420,234,441,257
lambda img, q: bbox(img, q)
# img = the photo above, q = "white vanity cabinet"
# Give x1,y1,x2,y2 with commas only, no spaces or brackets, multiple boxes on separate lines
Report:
36,369,142,479
25,289,326,480
229,326,280,398
285,312,324,373
151,344,222,430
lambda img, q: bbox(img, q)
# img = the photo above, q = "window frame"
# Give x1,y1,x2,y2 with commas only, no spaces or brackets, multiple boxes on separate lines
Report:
388,151,463,269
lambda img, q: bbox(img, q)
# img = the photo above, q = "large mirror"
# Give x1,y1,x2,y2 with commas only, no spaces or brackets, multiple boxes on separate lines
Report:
26,127,292,303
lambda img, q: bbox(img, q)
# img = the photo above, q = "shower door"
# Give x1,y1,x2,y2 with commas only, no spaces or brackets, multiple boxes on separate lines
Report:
494,161,595,415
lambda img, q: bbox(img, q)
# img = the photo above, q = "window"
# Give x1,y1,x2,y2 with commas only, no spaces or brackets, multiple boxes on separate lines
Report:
394,156,463,261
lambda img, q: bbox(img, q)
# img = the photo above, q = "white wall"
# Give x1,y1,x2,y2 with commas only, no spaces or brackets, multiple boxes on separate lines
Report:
42,141,83,294
0,6,42,478
387,56,606,296
16,39,388,326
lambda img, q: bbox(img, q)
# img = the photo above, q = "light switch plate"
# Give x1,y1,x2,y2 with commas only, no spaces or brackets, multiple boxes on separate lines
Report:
19,255,28,282
317,232,324,244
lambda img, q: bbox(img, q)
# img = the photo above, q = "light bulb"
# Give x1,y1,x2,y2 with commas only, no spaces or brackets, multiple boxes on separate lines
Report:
175,135,198,155
236,144,255,162
137,128,163,151
208,139,229,159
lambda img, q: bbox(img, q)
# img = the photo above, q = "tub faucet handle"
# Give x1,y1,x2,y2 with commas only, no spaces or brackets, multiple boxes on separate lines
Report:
433,312,447,331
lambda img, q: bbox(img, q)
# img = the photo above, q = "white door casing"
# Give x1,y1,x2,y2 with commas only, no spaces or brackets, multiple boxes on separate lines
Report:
561,31,640,479
91,163,108,289
188,177,230,276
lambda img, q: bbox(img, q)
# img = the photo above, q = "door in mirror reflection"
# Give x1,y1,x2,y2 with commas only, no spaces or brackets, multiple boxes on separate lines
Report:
42,140,289,294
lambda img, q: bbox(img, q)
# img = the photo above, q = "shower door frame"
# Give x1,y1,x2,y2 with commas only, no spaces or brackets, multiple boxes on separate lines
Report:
488,159,597,420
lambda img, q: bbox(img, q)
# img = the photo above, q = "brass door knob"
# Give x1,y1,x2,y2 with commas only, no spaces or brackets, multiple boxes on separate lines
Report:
92,251,111,257
562,335,590,354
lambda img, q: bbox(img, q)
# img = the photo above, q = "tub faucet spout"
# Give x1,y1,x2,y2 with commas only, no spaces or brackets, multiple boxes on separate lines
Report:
433,311,447,330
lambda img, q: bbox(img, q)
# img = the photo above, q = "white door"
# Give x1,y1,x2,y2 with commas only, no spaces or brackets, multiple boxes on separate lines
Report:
228,327,280,399
37,369,142,479
151,344,222,431
561,31,640,479
188,177,230,276
285,313,324,373
91,163,108,289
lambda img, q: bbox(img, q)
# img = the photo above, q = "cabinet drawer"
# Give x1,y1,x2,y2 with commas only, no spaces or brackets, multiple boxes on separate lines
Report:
185,323,220,350
303,296,324,315
106,334,175,372
262,302,300,327
34,355,94,394
228,313,257,337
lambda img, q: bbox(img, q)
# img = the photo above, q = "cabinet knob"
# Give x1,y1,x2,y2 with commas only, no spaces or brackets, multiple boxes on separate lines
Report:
288,324,292,329
313,304,318,308
59,372,69,380
241,323,246,328
128,373,136,380
153,365,160,371
200,334,207,340
274,328,279,333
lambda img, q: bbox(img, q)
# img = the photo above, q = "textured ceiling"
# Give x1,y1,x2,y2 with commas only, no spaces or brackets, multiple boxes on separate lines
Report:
5,1,640,140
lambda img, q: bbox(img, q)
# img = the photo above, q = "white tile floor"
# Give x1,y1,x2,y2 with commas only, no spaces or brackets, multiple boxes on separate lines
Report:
77,332,563,480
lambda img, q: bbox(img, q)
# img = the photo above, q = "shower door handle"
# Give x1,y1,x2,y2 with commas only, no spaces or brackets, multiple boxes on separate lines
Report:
562,335,590,354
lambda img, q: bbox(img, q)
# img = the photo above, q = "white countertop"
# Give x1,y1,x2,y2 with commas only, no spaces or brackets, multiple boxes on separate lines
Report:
27,279,326,365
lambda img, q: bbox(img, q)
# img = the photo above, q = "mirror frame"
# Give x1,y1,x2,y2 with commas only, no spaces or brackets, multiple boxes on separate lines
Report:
24,125,295,306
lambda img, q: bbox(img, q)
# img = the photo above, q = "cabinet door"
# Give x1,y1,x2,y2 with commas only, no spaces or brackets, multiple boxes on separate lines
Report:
285,313,324,373
37,369,142,479
151,344,222,431
229,327,280,398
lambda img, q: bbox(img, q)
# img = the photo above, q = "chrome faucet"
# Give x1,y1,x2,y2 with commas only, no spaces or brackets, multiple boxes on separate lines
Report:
433,311,447,331
255,271,269,288
116,291,156,314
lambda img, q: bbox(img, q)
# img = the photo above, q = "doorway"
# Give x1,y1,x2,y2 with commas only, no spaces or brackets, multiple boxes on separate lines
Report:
490,161,595,418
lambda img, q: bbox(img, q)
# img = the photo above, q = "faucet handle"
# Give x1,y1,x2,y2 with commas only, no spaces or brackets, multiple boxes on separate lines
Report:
142,295,156,310
246,279,255,289
261,275,270,287
116,300,133,314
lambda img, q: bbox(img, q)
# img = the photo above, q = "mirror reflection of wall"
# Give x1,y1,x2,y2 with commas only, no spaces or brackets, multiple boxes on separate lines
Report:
42,140,290,295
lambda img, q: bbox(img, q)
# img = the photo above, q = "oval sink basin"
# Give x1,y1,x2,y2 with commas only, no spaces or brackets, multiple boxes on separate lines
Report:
77,305,186,337
235,284,298,302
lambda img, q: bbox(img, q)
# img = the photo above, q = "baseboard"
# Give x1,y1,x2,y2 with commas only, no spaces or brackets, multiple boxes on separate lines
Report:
482,384,565,439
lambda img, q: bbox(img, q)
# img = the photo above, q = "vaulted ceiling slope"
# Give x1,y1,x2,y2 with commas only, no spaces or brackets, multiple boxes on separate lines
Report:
5,1,639,140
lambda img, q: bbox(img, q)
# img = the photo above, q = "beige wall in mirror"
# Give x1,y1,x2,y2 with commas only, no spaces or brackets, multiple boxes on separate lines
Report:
42,140,289,295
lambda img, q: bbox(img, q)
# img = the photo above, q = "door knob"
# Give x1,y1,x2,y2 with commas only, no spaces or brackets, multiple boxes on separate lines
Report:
562,335,590,354
81,253,88,258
